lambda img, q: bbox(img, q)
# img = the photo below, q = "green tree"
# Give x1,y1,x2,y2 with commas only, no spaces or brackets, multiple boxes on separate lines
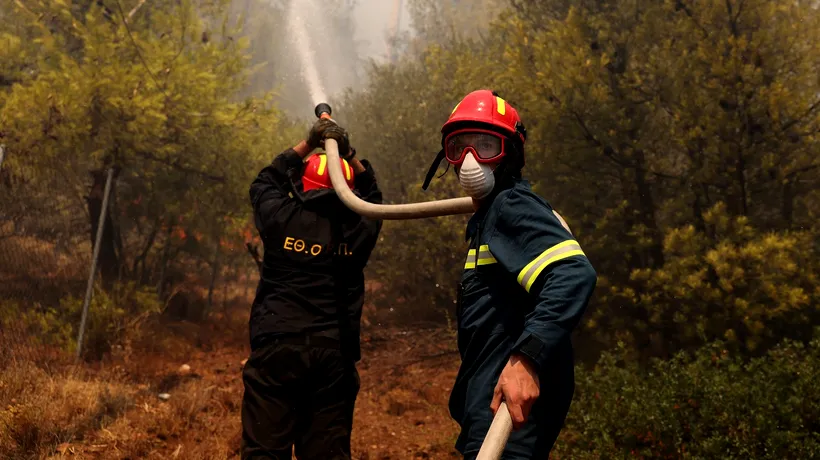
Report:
555,333,820,458
340,0,820,354
0,0,292,292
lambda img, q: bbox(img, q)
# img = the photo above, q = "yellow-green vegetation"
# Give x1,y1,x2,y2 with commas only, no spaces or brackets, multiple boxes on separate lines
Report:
343,0,820,358
0,0,299,292
556,332,820,458
1,0,818,457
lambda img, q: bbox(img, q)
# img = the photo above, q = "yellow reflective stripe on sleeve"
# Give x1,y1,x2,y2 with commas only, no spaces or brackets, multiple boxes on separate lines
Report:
317,154,327,176
464,245,497,269
517,240,586,292
496,97,506,115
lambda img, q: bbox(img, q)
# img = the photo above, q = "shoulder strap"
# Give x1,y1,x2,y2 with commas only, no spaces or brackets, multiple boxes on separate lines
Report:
329,213,353,359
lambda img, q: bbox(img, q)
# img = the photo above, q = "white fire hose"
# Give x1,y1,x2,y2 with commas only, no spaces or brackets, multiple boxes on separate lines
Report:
321,108,514,458
324,138,475,219
325,138,515,458
476,402,513,459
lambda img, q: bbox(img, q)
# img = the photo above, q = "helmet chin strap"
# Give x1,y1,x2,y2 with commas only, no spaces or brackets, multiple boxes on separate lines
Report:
422,149,446,191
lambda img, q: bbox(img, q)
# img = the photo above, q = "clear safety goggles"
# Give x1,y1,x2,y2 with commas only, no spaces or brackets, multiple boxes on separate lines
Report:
444,129,506,165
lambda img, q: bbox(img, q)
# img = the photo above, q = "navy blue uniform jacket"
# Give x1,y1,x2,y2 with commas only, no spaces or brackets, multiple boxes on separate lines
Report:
451,179,597,457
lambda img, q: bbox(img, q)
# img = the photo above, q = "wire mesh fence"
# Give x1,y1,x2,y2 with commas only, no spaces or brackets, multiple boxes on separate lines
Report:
0,160,259,365
0,167,93,365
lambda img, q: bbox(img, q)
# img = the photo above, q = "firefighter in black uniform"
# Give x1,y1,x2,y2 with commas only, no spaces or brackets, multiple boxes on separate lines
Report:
241,119,383,459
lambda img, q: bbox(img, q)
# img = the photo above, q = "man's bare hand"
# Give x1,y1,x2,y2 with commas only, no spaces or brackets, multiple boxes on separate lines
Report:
491,353,540,430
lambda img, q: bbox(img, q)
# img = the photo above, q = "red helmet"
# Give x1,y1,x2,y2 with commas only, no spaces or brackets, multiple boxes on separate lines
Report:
302,153,355,192
441,89,526,143
423,90,526,191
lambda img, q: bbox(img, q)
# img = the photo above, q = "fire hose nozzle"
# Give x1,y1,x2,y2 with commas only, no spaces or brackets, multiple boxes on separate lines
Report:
315,103,332,119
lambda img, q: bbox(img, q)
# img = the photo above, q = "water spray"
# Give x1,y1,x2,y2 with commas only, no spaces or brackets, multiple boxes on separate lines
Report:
288,0,327,105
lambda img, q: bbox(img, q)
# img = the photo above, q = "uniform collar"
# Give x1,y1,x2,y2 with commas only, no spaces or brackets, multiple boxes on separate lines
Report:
465,204,489,241
464,179,530,241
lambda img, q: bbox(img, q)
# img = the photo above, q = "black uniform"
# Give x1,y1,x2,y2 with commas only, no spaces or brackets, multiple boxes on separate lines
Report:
241,149,383,460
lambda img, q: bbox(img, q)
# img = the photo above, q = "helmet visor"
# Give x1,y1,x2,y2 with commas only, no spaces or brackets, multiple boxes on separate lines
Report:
444,130,505,164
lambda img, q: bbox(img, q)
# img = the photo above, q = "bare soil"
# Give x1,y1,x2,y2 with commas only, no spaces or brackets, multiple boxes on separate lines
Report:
1,313,464,460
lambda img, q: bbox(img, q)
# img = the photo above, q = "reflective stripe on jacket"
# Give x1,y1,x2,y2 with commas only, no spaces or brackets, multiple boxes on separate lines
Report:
450,179,597,454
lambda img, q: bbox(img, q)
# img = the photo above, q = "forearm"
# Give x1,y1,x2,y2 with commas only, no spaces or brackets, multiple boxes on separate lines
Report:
292,140,313,158
252,148,305,198
350,158,366,174
512,259,597,370
353,159,382,204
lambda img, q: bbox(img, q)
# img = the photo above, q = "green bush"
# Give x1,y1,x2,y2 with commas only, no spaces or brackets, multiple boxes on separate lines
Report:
364,180,470,325
0,301,74,352
590,203,820,359
0,282,162,360
61,282,162,359
555,332,820,459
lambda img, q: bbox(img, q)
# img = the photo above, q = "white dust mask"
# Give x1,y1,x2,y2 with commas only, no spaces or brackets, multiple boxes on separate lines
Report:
457,152,496,200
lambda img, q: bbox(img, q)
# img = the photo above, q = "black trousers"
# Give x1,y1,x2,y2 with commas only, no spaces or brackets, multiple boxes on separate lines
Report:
241,337,360,460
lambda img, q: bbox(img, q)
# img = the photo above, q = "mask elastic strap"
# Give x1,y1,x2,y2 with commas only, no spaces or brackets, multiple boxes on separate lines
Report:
422,149,446,190
287,169,308,203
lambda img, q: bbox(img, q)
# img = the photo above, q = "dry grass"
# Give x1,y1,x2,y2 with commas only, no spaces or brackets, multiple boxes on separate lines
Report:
0,361,134,460
0,234,463,460
0,320,463,460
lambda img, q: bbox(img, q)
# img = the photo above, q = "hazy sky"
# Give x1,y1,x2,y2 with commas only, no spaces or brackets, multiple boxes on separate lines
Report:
350,0,411,62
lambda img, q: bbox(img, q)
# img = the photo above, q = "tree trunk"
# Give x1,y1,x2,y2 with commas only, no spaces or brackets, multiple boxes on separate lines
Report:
205,243,221,321
156,220,175,300
633,151,665,268
781,178,794,229
134,220,159,285
735,151,749,216
87,168,120,288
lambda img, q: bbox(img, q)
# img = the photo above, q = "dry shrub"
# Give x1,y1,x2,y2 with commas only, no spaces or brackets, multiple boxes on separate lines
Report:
0,235,87,281
0,362,133,459
112,317,198,376
0,236,89,310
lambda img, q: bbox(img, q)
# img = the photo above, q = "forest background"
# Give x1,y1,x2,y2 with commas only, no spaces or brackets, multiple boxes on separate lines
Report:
0,0,818,458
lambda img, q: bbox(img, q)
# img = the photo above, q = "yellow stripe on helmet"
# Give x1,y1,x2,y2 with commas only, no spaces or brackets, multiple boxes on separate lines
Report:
343,160,352,180
496,97,506,115
317,154,327,176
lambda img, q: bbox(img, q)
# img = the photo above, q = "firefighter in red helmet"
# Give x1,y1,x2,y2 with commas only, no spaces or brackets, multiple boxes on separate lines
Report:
423,90,597,459
242,118,382,459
